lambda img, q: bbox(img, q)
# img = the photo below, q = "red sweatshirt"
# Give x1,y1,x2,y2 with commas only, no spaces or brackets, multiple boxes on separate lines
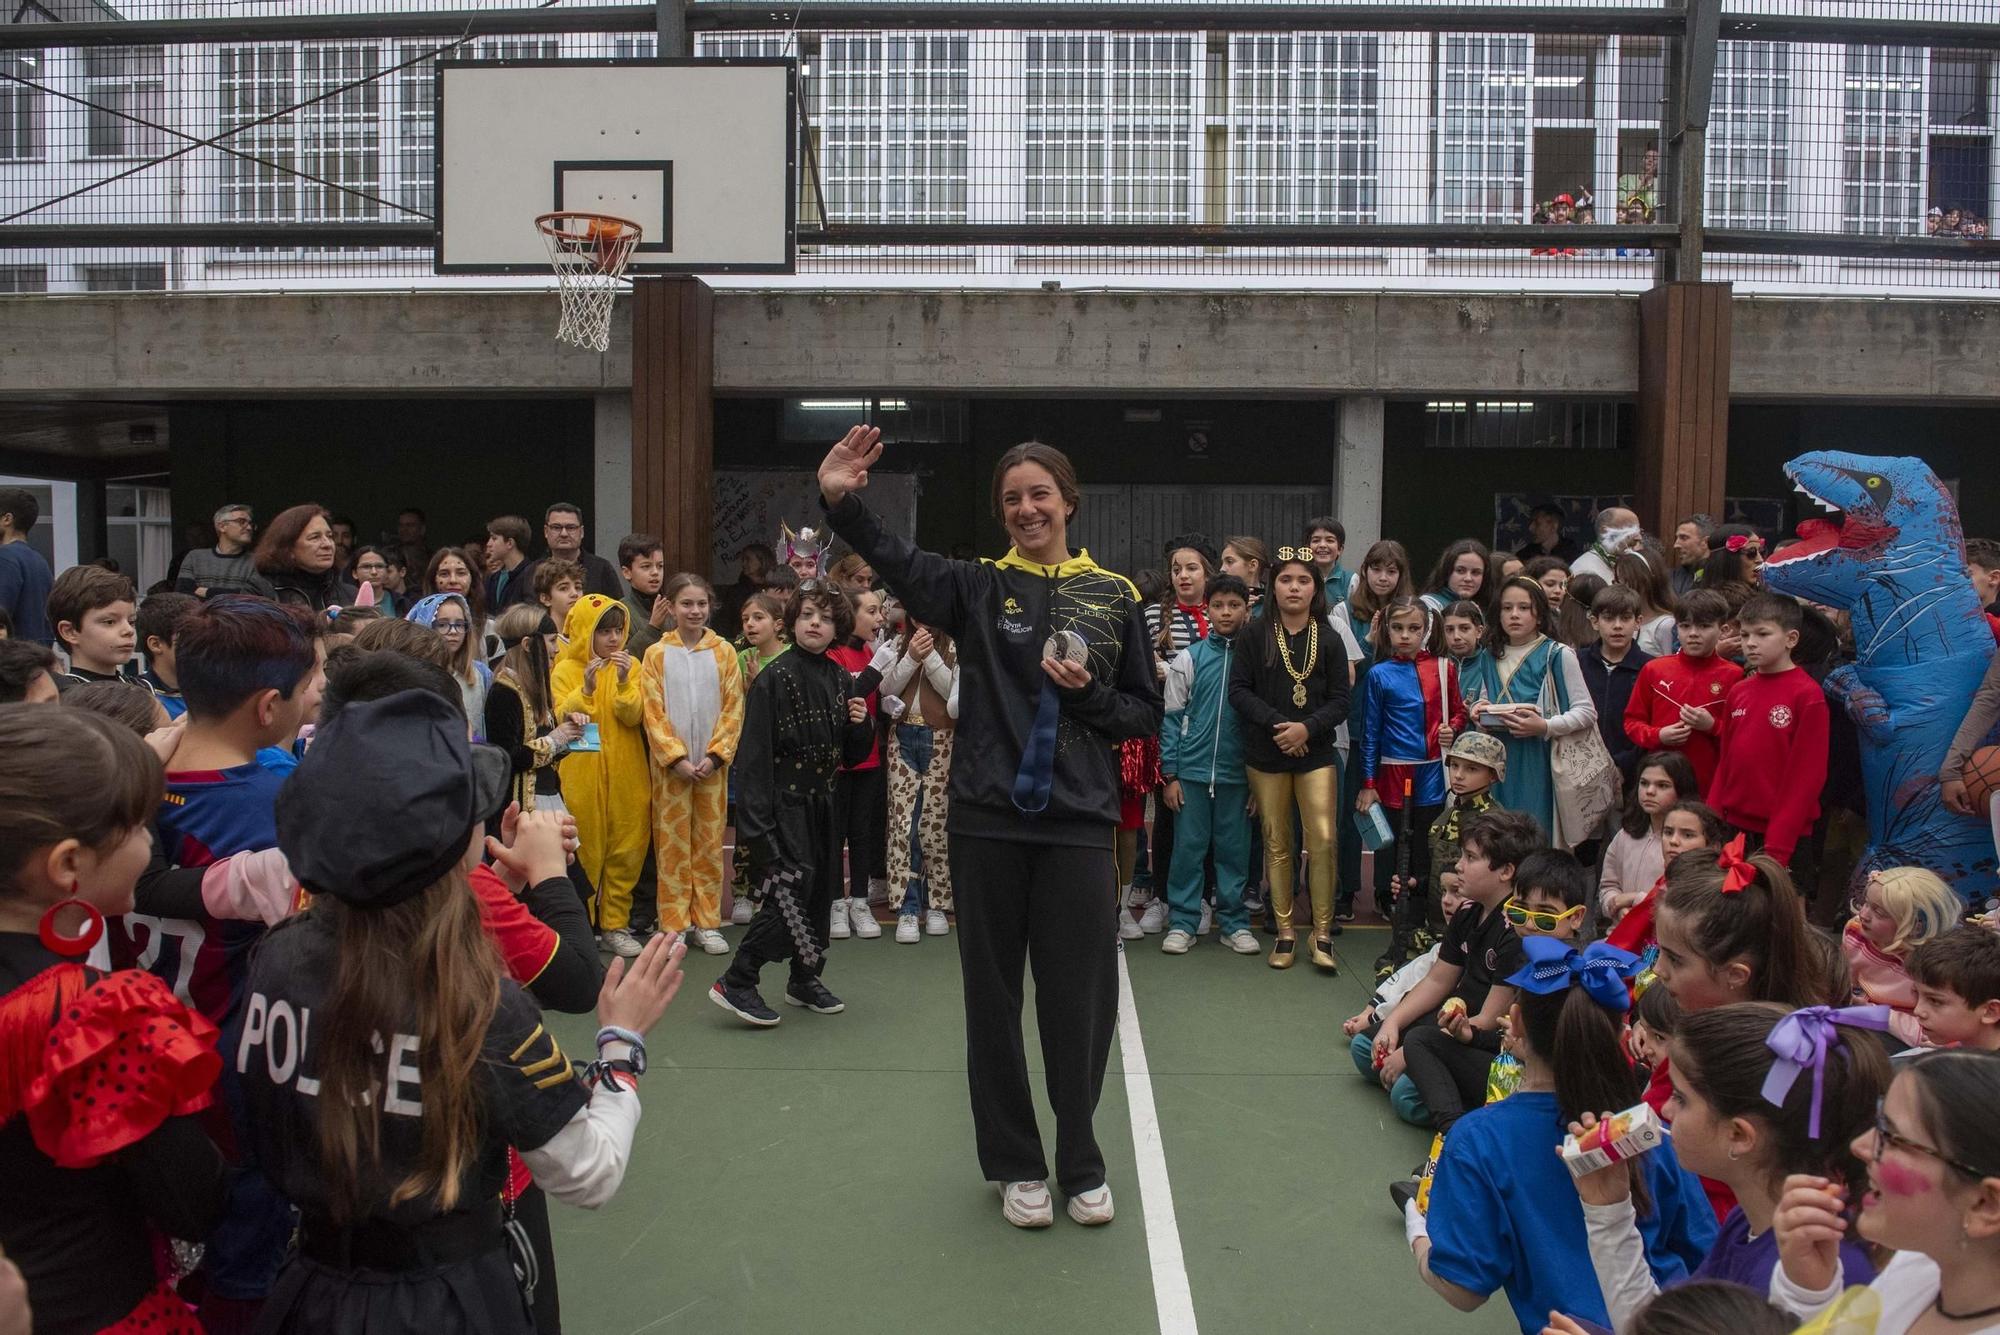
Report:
1706,666,1829,866
1624,652,1744,794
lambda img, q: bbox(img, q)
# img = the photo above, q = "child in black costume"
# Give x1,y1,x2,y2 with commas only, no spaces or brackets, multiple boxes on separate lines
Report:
711,585,874,1026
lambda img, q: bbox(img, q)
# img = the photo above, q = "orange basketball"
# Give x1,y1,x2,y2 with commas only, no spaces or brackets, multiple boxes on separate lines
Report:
1964,745,2000,814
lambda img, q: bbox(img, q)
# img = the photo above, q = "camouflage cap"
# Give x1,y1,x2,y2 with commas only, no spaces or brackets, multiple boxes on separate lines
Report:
1446,730,1507,783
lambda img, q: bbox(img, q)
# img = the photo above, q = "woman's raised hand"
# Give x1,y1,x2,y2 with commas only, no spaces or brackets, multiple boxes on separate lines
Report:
818,425,884,505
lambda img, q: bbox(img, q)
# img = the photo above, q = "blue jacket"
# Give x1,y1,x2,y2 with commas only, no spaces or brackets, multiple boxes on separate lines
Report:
1162,630,1245,790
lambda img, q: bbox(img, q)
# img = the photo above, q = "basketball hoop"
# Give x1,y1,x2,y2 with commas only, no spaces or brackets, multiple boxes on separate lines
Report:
535,211,642,353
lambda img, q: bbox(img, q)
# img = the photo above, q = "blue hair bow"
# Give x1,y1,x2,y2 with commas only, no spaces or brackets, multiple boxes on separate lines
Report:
1761,1004,1893,1139
1504,937,1640,1012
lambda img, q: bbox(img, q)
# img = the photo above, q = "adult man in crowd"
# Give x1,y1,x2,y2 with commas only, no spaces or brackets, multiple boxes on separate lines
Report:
175,503,262,599
396,507,431,576
1570,506,1644,584
483,514,534,610
1515,503,1581,563
1670,512,1715,595
329,515,357,571
501,502,623,607
0,488,52,644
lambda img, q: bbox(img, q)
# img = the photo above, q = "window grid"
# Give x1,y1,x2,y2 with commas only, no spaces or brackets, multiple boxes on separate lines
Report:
1027,34,1194,225
395,45,434,220
1228,34,1381,225
0,265,49,293
819,34,969,224
81,47,167,159
1843,44,1926,236
1707,40,1792,230
1,50,44,160
1438,34,1530,224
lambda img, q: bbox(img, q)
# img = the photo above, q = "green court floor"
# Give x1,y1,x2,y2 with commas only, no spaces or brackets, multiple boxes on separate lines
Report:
545,922,1519,1335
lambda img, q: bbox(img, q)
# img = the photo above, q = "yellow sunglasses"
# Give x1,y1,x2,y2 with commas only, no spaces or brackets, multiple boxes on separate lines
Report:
1502,898,1585,932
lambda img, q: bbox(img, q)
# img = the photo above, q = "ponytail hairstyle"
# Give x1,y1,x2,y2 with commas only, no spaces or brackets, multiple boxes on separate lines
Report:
0,704,162,905
1671,1001,1889,1197
1156,542,1216,657
1370,594,1432,659
1221,535,1269,593
1659,842,1823,1008
1512,942,1650,1212
1621,750,1699,839
1424,597,1485,657
315,876,502,1223
1260,545,1331,670
494,603,554,726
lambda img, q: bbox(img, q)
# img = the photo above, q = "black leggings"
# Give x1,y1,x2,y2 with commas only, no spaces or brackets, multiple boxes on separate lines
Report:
1400,1023,1499,1134
951,832,1118,1197
834,765,886,900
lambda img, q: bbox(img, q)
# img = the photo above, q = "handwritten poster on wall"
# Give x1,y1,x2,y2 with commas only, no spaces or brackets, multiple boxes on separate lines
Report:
711,470,921,580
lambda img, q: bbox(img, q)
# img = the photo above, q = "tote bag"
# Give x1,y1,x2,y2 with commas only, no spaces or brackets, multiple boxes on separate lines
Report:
1540,643,1620,848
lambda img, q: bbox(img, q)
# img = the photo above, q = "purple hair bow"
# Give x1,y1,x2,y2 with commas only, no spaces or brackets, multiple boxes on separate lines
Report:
1761,1004,1893,1138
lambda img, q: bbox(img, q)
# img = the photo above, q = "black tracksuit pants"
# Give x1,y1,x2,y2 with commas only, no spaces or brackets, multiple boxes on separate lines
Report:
724,794,840,988
951,831,1119,1198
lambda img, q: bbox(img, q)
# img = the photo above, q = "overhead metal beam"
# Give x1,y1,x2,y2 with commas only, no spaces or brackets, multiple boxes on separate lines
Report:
0,222,434,247
5,5,1995,49
1705,230,2000,263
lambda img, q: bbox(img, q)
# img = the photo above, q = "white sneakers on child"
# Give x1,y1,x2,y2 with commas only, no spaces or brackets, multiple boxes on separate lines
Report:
829,904,851,939
1137,901,1168,935
1161,928,1194,955
999,1180,1054,1229
895,913,921,944
847,899,882,939
1197,902,1213,936
731,898,754,925
692,928,729,956
925,910,950,937
599,928,643,958
1117,911,1144,941
1067,1185,1115,1226
1221,928,1261,955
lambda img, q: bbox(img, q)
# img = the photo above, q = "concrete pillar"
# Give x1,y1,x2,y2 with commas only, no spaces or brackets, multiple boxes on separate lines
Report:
1336,396,1385,559
593,393,633,562
630,277,716,578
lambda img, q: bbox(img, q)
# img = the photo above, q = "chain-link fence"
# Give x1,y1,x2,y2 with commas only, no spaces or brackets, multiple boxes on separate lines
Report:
1,2,1995,294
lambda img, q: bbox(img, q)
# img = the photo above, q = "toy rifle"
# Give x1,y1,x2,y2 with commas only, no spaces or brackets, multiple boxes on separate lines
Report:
1394,776,1415,892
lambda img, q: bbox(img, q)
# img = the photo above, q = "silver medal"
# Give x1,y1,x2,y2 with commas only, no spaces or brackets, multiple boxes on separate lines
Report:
1043,629,1087,664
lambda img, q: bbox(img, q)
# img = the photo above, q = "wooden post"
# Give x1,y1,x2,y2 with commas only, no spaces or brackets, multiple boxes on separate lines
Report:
630,276,715,578
1636,281,1731,539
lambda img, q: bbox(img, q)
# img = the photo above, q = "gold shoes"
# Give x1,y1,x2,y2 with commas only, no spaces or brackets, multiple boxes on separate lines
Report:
1268,933,1299,970
1310,935,1339,973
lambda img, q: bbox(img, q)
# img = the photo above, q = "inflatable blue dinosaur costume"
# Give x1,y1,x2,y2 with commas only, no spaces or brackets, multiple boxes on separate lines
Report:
1761,450,1997,905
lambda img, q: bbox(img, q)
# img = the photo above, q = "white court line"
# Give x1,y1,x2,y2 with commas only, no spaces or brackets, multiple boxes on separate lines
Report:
1116,950,1199,1335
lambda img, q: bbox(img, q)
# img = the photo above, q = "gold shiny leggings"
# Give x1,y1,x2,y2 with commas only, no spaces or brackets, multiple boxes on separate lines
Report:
1246,765,1339,936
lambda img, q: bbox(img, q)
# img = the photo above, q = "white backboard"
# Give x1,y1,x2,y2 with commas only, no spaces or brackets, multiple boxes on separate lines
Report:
436,58,796,274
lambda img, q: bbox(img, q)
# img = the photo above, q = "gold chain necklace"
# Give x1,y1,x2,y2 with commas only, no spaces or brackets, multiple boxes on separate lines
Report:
1276,619,1318,708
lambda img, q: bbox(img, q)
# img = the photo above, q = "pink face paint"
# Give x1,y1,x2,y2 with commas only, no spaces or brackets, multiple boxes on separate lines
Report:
1875,1156,1934,1199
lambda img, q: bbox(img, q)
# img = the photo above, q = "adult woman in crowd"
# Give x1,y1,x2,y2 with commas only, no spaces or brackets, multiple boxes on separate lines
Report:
253,504,350,613
425,547,490,631
1422,538,1493,617
819,424,1161,1231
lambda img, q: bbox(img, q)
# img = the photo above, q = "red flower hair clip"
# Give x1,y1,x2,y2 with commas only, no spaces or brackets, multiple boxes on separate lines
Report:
1725,533,1756,554
1716,833,1756,894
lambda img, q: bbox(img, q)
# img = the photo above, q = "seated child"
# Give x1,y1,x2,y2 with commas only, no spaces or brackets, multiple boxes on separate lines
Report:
1626,981,1680,1086
1351,809,1539,1130
1843,866,1964,1047
1395,846,1590,1138
1906,924,2000,1052
1344,881,1468,1041
1410,935,1715,1334
1606,798,1724,958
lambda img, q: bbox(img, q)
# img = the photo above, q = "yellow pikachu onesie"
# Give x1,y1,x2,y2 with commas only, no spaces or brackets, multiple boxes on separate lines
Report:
641,627,745,935
553,594,651,933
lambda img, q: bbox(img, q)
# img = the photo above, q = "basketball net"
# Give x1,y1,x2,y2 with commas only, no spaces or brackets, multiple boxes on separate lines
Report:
536,212,642,354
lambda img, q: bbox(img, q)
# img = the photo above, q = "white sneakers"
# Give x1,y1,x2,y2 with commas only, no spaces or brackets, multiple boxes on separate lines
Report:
1197,902,1213,936
1221,928,1261,955
730,898,754,925
692,928,729,956
829,904,851,939
1068,1185,1115,1226
895,913,921,944
1161,928,1194,954
848,899,882,939
1117,912,1144,940
997,1180,1114,1228
999,1180,1054,1228
599,928,643,958
1137,901,1168,935
925,910,950,937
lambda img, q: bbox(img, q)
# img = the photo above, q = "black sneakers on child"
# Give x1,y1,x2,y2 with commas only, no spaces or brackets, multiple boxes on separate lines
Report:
784,976,846,1014
709,980,782,1027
